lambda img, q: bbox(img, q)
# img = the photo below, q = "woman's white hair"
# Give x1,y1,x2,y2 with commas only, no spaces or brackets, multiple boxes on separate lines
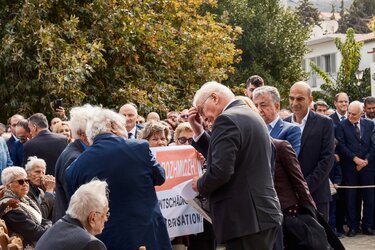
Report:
24,156,46,172
192,81,235,107
86,108,126,144
2,167,27,186
66,179,108,226
69,104,102,139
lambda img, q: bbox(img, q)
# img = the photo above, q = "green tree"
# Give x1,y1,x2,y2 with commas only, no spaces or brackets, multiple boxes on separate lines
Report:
201,0,310,107
338,0,373,33
310,28,369,104
0,0,241,120
296,0,321,27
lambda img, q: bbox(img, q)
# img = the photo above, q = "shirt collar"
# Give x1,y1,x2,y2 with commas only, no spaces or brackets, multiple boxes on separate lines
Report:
291,109,310,125
336,111,347,119
268,116,280,129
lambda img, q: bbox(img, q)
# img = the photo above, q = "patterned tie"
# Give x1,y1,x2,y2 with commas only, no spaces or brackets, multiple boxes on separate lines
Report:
267,124,272,132
340,116,345,121
128,132,133,139
354,122,360,139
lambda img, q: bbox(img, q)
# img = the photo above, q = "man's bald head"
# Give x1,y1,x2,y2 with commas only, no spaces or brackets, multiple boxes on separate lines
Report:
347,101,363,125
119,104,138,132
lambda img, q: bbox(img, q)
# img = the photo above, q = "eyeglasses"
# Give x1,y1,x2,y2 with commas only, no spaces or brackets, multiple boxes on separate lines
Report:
180,115,189,119
95,211,110,218
12,179,30,185
197,94,212,117
177,137,193,144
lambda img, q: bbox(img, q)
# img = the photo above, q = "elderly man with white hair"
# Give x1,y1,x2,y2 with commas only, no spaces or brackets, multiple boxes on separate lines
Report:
53,104,100,223
25,156,55,219
65,108,171,250
35,179,108,250
0,166,51,247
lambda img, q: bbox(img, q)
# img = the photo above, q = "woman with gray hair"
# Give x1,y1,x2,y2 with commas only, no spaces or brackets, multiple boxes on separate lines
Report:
35,179,108,250
139,120,170,147
0,166,51,247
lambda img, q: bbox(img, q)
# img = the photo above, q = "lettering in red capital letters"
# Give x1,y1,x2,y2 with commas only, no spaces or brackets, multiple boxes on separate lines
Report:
161,158,199,179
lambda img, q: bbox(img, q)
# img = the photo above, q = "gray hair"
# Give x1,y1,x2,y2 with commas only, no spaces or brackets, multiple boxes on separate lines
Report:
66,179,108,227
252,86,280,103
192,81,235,107
69,104,101,139
139,121,170,142
86,108,126,144
349,101,363,113
2,167,27,186
28,113,48,129
25,156,46,172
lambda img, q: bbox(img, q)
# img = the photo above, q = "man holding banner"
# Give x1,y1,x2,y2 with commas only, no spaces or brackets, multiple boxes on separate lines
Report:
188,81,283,250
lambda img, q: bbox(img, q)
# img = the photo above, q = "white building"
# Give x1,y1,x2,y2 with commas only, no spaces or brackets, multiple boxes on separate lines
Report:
303,32,375,91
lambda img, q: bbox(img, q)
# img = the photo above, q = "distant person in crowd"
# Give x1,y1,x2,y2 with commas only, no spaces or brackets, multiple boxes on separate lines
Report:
53,121,73,143
315,100,329,115
25,156,55,220
278,109,291,120
253,86,301,155
6,114,24,160
147,111,161,122
23,113,68,175
244,75,264,99
0,167,51,247
179,109,189,123
65,108,171,250
174,123,194,146
364,96,375,122
50,117,62,131
11,119,31,166
235,96,258,113
136,115,145,126
189,81,282,250
326,109,335,116
0,137,13,180
0,123,6,136
336,101,375,237
139,121,170,147
331,93,349,123
35,180,108,250
53,105,97,223
285,81,335,221
310,100,315,111
119,103,142,139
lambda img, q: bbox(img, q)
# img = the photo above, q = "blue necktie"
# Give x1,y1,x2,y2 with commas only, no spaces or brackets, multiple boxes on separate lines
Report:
267,124,272,132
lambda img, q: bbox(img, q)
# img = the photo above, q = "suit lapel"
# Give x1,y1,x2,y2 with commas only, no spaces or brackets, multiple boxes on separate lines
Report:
270,119,283,138
300,111,316,152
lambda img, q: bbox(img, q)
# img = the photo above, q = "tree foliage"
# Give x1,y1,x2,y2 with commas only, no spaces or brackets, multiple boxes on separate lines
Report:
201,0,310,107
310,28,369,104
296,0,321,27
338,0,373,33
0,0,241,120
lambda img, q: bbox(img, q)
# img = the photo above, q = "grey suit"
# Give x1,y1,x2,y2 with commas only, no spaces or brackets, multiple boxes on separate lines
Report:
35,215,106,250
193,100,282,246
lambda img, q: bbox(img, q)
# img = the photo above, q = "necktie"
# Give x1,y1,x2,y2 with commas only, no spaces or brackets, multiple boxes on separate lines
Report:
128,132,133,139
340,116,345,121
354,123,360,139
267,124,272,132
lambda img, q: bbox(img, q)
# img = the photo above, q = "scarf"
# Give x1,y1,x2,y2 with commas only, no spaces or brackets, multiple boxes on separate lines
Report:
0,189,42,225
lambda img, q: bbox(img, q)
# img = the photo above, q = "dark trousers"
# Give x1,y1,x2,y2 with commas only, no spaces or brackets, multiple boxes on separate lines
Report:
226,226,279,250
344,170,374,230
316,202,329,222
335,189,346,233
329,196,337,230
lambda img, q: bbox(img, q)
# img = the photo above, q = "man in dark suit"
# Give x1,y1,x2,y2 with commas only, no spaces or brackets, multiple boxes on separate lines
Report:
189,81,282,250
285,81,335,221
330,93,349,124
119,103,143,139
23,113,67,175
36,180,108,250
253,86,301,155
364,96,375,122
6,114,24,162
65,108,171,250
336,101,375,236
53,105,98,223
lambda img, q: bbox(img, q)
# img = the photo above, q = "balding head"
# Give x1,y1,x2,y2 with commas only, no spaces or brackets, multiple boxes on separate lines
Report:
119,104,138,132
289,81,313,123
347,101,363,124
147,112,160,122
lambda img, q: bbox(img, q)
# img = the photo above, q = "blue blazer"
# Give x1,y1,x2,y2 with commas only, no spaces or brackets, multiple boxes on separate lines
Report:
270,118,301,155
65,133,171,250
335,118,375,172
285,111,335,203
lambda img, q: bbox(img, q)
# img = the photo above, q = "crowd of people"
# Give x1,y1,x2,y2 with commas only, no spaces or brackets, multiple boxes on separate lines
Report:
0,75,374,249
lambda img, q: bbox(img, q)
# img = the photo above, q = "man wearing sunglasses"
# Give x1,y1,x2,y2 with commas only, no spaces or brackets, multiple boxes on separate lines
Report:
189,81,282,250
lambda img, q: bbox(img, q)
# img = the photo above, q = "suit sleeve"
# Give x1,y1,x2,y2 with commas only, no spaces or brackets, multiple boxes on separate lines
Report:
285,125,301,155
305,118,335,193
144,143,165,186
83,240,107,250
280,141,315,208
197,115,240,196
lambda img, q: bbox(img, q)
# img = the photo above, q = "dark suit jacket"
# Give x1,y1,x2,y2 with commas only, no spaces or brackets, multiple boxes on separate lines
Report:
28,185,54,220
35,215,106,250
65,133,171,250
53,139,85,223
273,139,315,210
23,130,68,175
270,118,301,155
285,111,335,204
11,140,24,166
6,135,16,160
193,100,282,243
335,118,375,172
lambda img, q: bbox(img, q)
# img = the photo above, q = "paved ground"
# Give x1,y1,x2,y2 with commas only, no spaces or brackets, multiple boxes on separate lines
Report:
341,234,375,250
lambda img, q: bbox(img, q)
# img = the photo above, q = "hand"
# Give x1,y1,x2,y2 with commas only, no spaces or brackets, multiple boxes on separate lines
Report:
334,154,340,162
353,156,366,167
191,176,199,192
196,151,205,163
188,107,204,136
55,107,67,120
42,175,55,193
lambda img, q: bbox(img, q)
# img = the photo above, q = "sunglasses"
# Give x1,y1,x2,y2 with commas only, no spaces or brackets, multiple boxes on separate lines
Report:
178,137,193,144
180,115,189,119
12,179,30,185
